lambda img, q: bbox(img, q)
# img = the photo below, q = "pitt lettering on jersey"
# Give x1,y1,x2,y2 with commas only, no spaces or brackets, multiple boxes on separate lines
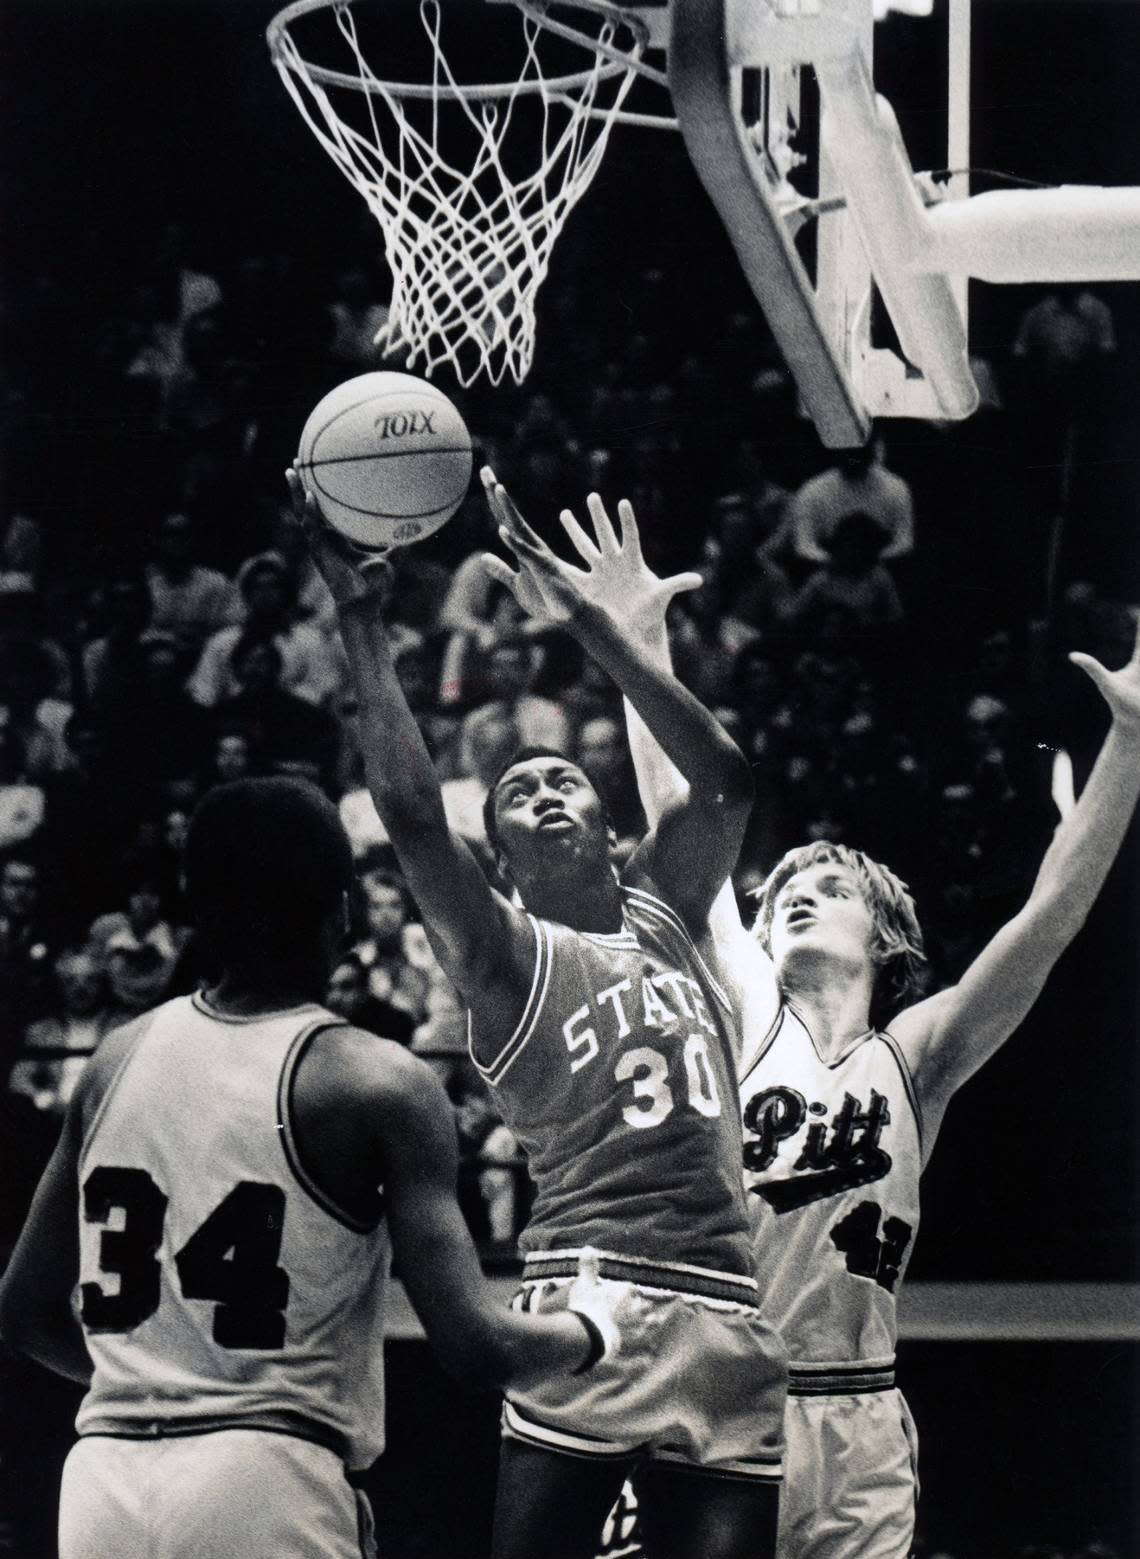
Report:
373,410,436,439
562,969,718,1074
743,1085,893,1212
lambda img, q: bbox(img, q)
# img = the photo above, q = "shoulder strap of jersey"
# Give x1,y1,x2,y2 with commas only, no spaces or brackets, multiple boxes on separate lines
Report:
621,884,732,1015
278,1015,385,1234
468,912,552,1087
737,999,788,1087
77,1007,164,1170
877,1027,925,1157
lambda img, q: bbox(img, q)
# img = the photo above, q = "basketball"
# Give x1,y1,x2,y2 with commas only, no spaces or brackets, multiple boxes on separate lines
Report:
297,371,473,551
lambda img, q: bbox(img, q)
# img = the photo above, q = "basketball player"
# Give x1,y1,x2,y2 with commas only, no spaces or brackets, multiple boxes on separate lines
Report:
0,776,627,1559
609,520,1140,1557
289,467,787,1559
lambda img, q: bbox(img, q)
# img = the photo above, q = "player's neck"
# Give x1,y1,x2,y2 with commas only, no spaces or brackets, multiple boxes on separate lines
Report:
783,967,874,1061
519,870,624,935
203,969,326,1017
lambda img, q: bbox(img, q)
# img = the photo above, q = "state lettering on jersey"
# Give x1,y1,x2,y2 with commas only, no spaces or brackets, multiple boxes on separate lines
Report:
743,1086,892,1212
562,966,717,1075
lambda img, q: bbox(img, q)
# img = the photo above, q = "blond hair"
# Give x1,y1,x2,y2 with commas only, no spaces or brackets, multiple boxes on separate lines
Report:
750,841,927,1024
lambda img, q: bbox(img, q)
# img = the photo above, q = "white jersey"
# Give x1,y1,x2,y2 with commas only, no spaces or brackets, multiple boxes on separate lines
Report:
740,1001,922,1392
75,993,391,1471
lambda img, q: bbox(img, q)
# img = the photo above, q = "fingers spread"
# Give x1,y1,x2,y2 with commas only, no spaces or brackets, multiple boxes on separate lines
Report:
615,498,642,556
663,570,703,600
585,493,620,556
560,506,601,565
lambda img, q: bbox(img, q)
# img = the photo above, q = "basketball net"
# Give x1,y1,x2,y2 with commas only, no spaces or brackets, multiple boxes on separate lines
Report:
269,0,649,385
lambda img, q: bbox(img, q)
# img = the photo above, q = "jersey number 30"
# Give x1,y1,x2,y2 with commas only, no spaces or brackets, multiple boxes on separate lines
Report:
81,1167,289,1349
615,1037,722,1128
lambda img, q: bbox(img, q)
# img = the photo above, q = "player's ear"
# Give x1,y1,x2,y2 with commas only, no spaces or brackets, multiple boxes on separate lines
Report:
493,845,514,888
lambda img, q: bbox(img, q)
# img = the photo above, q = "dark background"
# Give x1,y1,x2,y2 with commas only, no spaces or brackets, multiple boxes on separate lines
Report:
1,1,1137,1555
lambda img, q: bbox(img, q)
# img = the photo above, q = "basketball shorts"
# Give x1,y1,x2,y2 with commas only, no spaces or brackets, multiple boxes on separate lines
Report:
503,1251,787,1482
777,1371,919,1559
58,1429,376,1559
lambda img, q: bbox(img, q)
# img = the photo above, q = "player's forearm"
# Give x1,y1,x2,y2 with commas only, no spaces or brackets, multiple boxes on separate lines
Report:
337,602,451,836
575,604,753,808
488,1309,598,1391
622,615,688,829
1027,717,1140,941
0,1294,92,1385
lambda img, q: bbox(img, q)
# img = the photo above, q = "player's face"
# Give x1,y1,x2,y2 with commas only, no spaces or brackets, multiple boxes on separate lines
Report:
768,861,877,977
493,757,608,877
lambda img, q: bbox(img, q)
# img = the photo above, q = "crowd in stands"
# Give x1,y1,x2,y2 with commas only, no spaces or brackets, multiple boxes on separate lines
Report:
0,216,1135,1261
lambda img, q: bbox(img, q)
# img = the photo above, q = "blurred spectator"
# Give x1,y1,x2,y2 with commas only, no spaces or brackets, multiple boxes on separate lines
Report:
337,749,391,859
1012,285,1116,409
441,709,522,848
788,511,905,632
203,728,259,789
0,725,45,851
438,559,531,708
326,265,392,370
87,861,189,1016
393,639,459,768
0,852,58,1073
37,716,144,926
458,634,570,770
447,1065,523,1245
213,633,339,788
8,946,120,1114
188,550,343,708
80,572,154,719
411,978,469,1073
351,861,432,1025
573,714,646,848
0,514,44,596
710,493,793,639
144,510,241,656
785,438,915,566
666,562,740,707
0,636,73,777
324,952,415,1046
107,628,212,791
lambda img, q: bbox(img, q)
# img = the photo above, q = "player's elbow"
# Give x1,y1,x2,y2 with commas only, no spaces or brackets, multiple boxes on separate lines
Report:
710,742,755,815
0,1277,45,1360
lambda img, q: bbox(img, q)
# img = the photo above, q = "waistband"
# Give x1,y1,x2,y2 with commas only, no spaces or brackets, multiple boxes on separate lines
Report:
521,1248,760,1309
788,1361,896,1396
77,1409,349,1463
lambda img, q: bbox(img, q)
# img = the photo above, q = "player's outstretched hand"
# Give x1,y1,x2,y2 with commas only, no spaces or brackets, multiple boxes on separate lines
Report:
560,492,701,641
285,465,394,614
565,1247,632,1369
478,467,590,628
478,468,700,638
1070,613,1140,733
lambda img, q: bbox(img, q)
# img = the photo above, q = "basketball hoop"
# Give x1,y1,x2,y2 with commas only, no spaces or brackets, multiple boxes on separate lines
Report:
268,0,653,385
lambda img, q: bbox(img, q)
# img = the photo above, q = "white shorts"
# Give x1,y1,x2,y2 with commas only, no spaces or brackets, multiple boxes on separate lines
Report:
778,1384,919,1559
59,1430,376,1559
504,1261,787,1481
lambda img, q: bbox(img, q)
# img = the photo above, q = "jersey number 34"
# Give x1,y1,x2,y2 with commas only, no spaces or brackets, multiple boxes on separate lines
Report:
80,1167,289,1349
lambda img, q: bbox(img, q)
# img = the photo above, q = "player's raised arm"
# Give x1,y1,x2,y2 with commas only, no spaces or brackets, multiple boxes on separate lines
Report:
287,471,530,1015
568,492,780,1039
481,474,755,932
891,616,1140,1138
